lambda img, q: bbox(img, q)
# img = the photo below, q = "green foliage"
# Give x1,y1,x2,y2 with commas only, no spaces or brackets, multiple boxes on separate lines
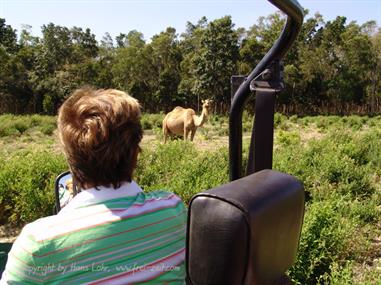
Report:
1,12,381,114
0,18,18,52
274,126,376,199
290,196,357,284
135,141,228,203
192,16,239,108
318,262,354,285
207,114,229,136
274,113,288,129
0,114,56,137
276,130,300,146
0,150,66,225
39,122,56,135
42,93,54,114
271,116,381,283
242,111,253,132
141,113,164,130
1,113,381,283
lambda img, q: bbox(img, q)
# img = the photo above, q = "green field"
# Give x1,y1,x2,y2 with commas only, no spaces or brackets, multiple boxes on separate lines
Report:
0,113,381,284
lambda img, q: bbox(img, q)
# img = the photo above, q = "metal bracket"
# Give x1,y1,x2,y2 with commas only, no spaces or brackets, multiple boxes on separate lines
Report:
250,60,284,93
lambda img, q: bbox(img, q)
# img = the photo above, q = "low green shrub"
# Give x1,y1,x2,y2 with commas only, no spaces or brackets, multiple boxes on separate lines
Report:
276,130,301,147
289,196,358,284
0,126,20,137
289,114,298,123
315,115,338,129
216,126,229,136
209,114,227,126
208,115,228,135
367,115,381,127
135,141,228,203
39,123,56,135
317,261,354,285
358,130,381,168
298,116,313,126
345,115,365,131
141,113,163,130
274,113,288,129
275,128,376,199
0,150,67,225
0,114,57,137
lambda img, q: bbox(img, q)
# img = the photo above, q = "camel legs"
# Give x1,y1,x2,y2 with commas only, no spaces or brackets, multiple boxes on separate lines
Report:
163,121,169,144
163,128,167,143
190,130,196,141
184,128,190,141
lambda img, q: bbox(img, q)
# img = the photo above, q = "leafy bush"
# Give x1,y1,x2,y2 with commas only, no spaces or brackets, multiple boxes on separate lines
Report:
275,128,376,199
0,114,57,137
289,196,358,284
135,141,228,203
39,123,56,135
209,115,229,135
318,261,354,285
289,114,298,123
274,113,288,129
141,113,163,130
0,115,26,137
345,115,365,131
276,130,301,147
298,116,313,126
0,150,67,225
367,115,381,127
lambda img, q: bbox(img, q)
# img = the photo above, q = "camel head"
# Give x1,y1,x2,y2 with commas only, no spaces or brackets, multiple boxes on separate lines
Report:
201,99,213,114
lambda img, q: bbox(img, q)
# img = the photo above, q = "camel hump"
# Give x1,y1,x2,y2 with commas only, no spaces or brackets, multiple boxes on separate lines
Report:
168,106,195,116
186,108,196,115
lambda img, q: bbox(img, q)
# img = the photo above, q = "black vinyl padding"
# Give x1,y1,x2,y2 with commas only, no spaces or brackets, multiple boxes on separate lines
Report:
186,170,304,285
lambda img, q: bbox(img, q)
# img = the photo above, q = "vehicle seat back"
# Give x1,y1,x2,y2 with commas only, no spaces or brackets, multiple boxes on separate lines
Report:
186,170,304,285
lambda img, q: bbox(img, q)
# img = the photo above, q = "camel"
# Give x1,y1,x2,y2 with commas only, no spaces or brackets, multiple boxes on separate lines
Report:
162,99,212,143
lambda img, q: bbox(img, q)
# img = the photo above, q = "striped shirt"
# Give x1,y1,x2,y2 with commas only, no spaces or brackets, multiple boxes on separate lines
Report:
0,181,187,284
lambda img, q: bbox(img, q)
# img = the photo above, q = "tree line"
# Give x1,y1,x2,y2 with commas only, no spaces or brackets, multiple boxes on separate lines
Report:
1,11,380,115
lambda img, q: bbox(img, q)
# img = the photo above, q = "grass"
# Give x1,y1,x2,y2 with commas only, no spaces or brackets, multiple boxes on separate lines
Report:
0,113,380,283
0,114,57,137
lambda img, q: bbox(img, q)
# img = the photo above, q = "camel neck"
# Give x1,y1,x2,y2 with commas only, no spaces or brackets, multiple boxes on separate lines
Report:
194,107,208,127
202,108,209,118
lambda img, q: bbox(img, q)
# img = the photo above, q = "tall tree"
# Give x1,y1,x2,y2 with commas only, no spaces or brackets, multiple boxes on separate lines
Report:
149,27,182,110
0,18,18,53
70,27,98,59
100,32,114,49
178,17,208,107
193,16,239,110
112,30,151,107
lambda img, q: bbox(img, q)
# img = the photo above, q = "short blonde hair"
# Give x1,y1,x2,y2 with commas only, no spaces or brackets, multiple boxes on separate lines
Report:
57,87,143,189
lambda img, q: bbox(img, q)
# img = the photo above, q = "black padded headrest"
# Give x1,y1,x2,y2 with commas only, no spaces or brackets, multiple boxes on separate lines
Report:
186,170,304,285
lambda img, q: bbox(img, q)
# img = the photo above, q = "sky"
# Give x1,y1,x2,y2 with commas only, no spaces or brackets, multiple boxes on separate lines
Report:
1,0,380,42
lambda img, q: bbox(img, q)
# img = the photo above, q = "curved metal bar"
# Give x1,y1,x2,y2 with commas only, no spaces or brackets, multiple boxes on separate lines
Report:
229,0,304,181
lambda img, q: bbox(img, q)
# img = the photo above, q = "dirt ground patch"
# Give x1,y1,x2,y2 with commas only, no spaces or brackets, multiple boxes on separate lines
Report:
141,129,230,151
0,225,19,243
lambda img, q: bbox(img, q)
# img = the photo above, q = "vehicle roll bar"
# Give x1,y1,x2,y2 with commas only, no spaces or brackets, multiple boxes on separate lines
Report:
229,0,304,181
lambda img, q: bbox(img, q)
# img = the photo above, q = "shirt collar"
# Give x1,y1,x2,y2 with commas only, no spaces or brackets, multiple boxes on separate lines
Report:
59,180,143,213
